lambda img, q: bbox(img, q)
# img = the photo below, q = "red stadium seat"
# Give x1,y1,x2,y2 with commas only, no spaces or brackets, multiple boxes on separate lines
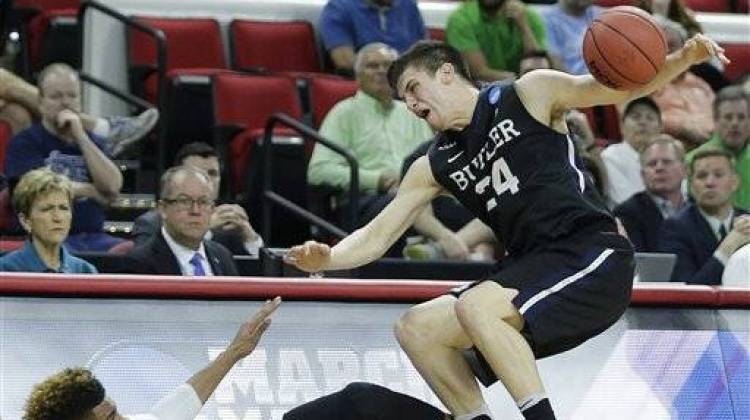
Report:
0,120,11,173
428,27,445,42
12,0,80,76
129,16,226,103
721,43,750,82
682,0,730,12
579,105,622,142
229,19,321,74
593,0,635,7
212,73,302,192
308,75,358,129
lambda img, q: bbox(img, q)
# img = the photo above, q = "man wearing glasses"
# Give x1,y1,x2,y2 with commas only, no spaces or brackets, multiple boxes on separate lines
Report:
123,166,238,276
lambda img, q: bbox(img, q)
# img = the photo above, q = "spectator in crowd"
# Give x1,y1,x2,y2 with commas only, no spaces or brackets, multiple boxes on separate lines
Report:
650,17,715,148
0,167,96,272
0,67,158,155
307,43,433,229
133,142,263,257
518,50,552,76
637,0,728,91
601,97,663,206
687,85,750,210
318,0,426,75
446,0,546,82
543,0,602,75
614,135,686,252
722,243,750,287
4,63,126,253
659,149,750,284
22,298,280,420
124,166,238,276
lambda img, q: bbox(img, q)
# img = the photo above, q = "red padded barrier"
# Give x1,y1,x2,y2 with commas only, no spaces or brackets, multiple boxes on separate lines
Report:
718,287,750,307
0,275,747,308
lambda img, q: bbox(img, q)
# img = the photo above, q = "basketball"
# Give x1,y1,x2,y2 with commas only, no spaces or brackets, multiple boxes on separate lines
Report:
583,6,667,90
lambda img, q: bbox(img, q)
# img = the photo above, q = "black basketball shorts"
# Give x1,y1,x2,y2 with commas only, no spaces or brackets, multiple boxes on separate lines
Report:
450,231,634,359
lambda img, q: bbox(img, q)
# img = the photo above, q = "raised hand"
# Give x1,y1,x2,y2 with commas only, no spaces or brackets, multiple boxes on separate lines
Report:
226,297,281,361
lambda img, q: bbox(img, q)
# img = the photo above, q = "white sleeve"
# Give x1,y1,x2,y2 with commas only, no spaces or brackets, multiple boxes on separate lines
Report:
127,384,203,420
722,244,750,287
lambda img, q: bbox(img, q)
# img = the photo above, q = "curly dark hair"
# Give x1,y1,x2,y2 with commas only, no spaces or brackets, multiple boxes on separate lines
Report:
23,368,105,420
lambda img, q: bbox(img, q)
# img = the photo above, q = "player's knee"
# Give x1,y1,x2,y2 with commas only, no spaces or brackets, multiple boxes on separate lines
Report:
394,308,429,348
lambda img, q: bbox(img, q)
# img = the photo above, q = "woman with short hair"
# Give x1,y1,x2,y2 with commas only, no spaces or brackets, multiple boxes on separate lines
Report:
0,167,96,272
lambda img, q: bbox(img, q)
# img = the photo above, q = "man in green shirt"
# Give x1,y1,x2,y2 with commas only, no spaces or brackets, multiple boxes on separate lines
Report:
687,85,750,210
446,0,546,82
307,42,433,226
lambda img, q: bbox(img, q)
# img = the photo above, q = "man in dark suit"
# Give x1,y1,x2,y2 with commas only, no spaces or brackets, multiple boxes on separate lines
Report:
659,148,750,284
614,135,686,252
133,142,263,257
125,166,239,275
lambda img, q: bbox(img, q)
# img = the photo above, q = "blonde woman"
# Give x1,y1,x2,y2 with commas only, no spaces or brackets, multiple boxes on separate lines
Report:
0,167,96,272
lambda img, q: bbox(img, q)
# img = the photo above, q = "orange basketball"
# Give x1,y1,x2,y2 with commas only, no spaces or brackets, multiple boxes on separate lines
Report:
583,6,667,90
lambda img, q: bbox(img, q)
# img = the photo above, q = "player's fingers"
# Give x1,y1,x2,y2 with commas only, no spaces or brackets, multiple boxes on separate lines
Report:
250,297,281,324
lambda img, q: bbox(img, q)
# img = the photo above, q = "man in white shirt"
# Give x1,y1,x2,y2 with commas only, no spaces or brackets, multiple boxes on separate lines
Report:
722,243,750,287
659,148,750,284
22,298,280,420
601,97,664,207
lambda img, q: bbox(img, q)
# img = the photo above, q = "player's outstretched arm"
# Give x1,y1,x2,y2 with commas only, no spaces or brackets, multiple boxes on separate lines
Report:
285,157,442,272
186,297,280,403
517,34,728,120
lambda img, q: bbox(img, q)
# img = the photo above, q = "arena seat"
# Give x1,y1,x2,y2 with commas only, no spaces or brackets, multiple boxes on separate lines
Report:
211,73,303,193
308,75,358,129
721,42,750,82
580,105,622,142
682,0,731,13
229,19,321,74
128,16,226,104
11,0,80,76
427,27,445,42
593,0,635,7
0,120,11,173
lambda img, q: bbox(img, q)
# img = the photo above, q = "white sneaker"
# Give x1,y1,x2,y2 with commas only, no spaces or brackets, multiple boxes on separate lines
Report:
107,108,159,157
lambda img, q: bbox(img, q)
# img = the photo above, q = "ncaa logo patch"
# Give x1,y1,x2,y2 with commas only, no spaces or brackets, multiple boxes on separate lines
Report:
488,86,501,105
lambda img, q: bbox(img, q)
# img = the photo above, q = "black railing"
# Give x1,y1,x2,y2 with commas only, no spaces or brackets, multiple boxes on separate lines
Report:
78,0,168,176
261,113,360,241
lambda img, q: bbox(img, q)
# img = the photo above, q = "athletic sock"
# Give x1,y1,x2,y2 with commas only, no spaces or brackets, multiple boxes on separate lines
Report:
455,404,491,420
519,397,556,420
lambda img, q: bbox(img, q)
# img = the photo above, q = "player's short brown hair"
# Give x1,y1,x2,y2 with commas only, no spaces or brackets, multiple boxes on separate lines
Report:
387,41,472,95
23,368,105,420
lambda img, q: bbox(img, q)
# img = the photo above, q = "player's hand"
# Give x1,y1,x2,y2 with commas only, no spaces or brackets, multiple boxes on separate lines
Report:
56,109,86,141
225,297,280,361
437,233,470,261
720,216,750,255
683,34,729,66
284,240,331,272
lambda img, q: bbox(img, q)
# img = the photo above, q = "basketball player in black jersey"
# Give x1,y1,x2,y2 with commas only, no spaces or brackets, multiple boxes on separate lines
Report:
285,35,727,420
